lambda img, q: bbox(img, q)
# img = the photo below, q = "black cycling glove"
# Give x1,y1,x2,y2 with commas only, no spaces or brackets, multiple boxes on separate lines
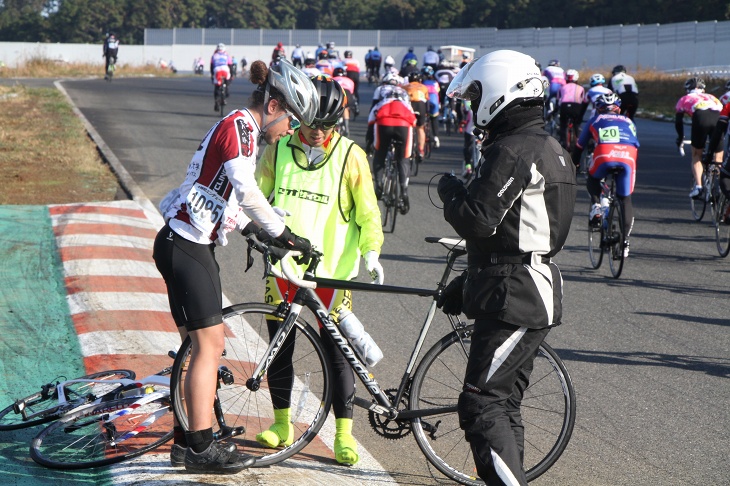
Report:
437,272,465,316
437,174,466,204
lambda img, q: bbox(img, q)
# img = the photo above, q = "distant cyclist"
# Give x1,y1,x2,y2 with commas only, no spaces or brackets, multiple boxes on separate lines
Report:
585,73,613,117
404,71,430,163
102,32,119,79
302,54,321,77
366,73,417,214
271,42,285,65
401,47,417,69
315,50,334,76
421,66,441,149
332,67,356,132
572,93,639,257
422,45,440,71
290,44,304,68
210,43,233,112
342,50,361,106
542,59,566,117
383,55,398,77
675,77,723,199
608,65,639,120
369,47,382,81
557,69,586,148
705,97,730,198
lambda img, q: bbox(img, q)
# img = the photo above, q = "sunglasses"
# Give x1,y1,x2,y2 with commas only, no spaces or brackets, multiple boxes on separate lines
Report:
288,114,301,130
306,121,337,131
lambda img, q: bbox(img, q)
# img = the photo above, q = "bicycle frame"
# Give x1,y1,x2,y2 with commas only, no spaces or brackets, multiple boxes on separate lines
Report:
246,237,466,421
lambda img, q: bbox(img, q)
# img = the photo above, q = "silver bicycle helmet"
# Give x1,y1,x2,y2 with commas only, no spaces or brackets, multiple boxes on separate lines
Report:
268,59,319,125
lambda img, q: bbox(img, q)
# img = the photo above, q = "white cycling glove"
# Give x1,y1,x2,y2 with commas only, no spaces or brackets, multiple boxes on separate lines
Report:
364,250,385,285
272,206,291,223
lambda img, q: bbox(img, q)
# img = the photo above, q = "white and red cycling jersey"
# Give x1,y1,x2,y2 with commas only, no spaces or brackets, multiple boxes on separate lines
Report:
343,58,360,75
164,109,285,246
719,90,730,106
675,91,722,117
558,82,585,104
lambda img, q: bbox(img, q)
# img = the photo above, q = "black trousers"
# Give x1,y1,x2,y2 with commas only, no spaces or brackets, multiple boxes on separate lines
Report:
459,319,550,486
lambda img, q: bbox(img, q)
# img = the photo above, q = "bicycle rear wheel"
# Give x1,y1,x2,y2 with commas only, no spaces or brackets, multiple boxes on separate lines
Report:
588,222,603,269
410,324,575,484
378,156,399,233
607,200,626,278
170,303,332,468
690,176,707,221
218,82,226,117
30,394,173,469
0,370,135,431
714,193,730,257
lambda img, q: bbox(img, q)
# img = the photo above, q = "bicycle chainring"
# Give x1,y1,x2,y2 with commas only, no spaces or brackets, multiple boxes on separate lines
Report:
367,388,411,440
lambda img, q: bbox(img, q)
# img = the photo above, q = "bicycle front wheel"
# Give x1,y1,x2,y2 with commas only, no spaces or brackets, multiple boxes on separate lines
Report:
30,394,173,469
410,325,575,484
607,200,626,278
714,193,730,257
0,370,135,431
170,303,332,468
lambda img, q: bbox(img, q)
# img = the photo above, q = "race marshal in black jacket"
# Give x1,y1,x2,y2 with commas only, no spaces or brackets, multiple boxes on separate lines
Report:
436,49,576,486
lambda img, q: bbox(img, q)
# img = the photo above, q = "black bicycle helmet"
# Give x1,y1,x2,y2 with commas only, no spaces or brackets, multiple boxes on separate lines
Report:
310,75,346,125
612,65,626,75
408,71,422,83
684,77,705,92
344,50,353,58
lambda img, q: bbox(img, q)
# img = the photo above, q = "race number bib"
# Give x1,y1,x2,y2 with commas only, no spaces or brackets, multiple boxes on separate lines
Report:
186,183,226,234
598,126,620,143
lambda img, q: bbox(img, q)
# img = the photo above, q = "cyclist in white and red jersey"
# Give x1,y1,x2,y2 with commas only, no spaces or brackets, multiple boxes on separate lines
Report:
719,80,730,106
557,69,586,148
153,59,318,474
210,43,233,112
675,77,724,198
342,50,361,107
366,73,417,213
608,65,639,120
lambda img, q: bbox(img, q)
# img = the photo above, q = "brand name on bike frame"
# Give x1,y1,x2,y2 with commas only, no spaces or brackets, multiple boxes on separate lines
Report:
317,308,381,395
277,187,330,204
497,177,515,197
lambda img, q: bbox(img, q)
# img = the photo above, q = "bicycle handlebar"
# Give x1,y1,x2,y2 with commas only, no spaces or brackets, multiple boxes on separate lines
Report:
678,139,691,157
244,234,318,289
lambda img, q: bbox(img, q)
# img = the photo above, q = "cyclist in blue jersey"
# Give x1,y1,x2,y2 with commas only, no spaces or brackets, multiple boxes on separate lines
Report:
422,66,442,148
572,93,639,257
584,73,612,118
401,47,417,69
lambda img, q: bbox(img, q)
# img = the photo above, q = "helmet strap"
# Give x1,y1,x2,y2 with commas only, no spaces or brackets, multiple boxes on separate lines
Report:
258,84,288,143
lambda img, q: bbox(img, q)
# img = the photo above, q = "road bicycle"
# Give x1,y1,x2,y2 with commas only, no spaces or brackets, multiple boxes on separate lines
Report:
411,113,432,177
680,140,718,222
169,235,575,483
0,368,173,469
215,77,228,117
712,182,730,257
544,97,559,137
588,168,627,278
377,139,404,233
564,115,579,153
105,56,116,82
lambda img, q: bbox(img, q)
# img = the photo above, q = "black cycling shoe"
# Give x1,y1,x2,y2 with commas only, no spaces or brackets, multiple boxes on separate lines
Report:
184,441,255,474
399,194,410,215
170,444,186,466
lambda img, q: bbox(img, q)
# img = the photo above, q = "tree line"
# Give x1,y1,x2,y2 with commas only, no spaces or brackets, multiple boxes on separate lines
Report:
1,0,728,45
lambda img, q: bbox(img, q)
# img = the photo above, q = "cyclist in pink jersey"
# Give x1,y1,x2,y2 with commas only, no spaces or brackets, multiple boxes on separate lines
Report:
675,77,723,198
333,67,356,132
557,69,586,148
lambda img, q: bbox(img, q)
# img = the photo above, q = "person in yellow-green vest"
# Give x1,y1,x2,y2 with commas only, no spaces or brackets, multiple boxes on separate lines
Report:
254,75,384,465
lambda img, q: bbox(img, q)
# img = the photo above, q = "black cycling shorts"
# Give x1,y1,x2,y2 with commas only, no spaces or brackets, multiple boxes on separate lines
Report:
691,109,721,150
411,101,427,126
153,225,223,331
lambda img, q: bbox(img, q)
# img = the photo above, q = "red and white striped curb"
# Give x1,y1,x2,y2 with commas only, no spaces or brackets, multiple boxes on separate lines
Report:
49,200,392,485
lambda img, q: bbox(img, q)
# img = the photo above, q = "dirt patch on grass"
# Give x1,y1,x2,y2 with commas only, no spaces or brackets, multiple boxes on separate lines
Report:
0,84,122,205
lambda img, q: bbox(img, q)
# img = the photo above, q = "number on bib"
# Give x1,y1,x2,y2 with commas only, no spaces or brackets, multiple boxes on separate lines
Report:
185,183,226,234
598,126,620,143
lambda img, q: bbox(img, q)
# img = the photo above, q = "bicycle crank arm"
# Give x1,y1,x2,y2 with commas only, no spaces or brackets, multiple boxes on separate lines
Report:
352,396,396,418
397,405,457,420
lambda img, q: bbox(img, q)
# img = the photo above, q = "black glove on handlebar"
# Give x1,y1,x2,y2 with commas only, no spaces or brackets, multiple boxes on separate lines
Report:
276,226,312,265
437,272,465,316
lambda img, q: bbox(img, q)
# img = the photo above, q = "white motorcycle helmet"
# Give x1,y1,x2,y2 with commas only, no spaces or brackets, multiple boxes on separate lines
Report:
447,50,545,130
